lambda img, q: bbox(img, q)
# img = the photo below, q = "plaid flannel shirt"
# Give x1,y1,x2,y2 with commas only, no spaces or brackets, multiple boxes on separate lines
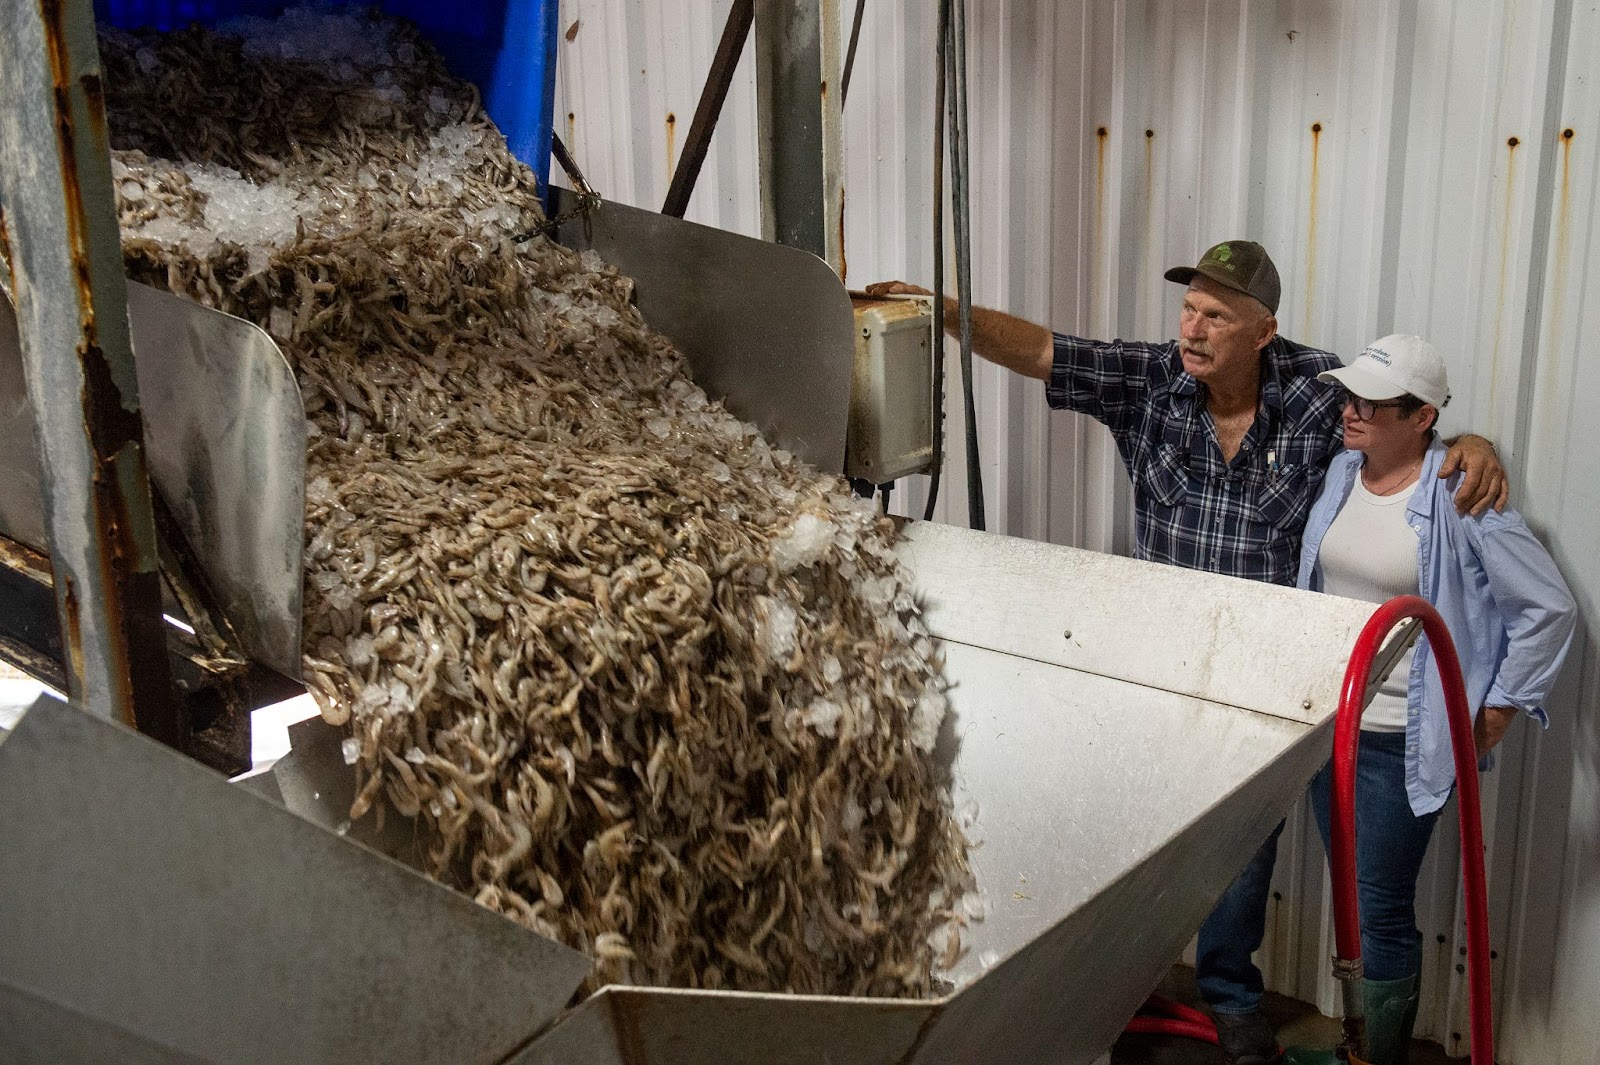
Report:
1046,334,1344,586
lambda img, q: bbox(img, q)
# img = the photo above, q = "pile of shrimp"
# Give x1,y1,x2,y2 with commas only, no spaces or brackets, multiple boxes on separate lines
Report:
93,8,975,997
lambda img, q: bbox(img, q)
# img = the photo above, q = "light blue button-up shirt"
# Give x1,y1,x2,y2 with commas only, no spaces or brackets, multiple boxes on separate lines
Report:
1297,439,1578,815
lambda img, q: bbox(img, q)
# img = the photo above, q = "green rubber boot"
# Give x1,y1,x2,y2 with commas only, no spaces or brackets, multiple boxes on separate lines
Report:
1281,974,1420,1065
1363,975,1421,1065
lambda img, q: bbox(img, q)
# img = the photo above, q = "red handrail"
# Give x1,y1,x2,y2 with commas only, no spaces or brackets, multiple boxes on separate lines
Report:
1333,595,1493,1064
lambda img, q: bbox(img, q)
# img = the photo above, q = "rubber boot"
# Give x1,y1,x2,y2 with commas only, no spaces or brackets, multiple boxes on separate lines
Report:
1363,975,1421,1065
1281,974,1420,1065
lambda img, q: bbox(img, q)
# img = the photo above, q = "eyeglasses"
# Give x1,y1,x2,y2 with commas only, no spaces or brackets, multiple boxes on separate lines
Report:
1336,388,1413,422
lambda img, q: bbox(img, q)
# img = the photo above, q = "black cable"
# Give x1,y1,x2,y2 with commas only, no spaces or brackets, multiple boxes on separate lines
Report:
949,0,984,530
923,0,950,522
840,0,868,106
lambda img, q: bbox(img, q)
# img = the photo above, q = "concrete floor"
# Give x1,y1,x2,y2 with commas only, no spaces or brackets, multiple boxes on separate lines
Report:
1110,967,1456,1064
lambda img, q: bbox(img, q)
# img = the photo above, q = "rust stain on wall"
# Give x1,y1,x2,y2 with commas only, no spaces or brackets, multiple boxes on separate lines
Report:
1551,130,1575,308
1144,130,1158,283
837,183,848,283
1303,123,1323,340
1095,126,1109,280
665,111,677,186
1544,128,1576,410
1487,136,1520,414
1144,129,1155,210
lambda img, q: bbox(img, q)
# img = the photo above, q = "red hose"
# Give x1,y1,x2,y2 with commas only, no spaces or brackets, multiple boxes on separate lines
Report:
1334,595,1494,1064
1122,1016,1219,1045
1123,994,1220,1045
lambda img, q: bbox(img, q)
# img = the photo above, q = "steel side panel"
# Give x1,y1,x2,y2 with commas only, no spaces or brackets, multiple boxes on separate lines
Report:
897,520,1375,725
0,696,591,1065
511,986,932,1065
550,187,853,474
0,293,48,550
934,640,1316,987
915,719,1335,1065
125,283,305,677
0,284,306,677
0,980,219,1065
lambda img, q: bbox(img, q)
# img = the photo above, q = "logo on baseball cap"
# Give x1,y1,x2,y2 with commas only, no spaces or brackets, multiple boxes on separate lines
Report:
1164,240,1281,314
1318,334,1451,408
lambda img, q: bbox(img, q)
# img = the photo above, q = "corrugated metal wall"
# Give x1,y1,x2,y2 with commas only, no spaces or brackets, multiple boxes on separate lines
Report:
553,2,1600,1061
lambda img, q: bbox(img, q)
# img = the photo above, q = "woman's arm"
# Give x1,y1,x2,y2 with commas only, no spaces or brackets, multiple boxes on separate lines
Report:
1469,513,1579,728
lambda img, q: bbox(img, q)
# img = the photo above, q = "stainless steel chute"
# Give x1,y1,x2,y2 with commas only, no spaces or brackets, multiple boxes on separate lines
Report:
0,520,1375,1065
506,522,1375,1065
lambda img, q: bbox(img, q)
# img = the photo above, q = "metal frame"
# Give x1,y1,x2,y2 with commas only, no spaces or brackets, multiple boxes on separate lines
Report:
662,0,755,219
0,0,179,745
753,0,845,273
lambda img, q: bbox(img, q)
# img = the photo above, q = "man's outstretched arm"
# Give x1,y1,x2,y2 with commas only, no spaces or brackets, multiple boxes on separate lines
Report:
864,281,1054,381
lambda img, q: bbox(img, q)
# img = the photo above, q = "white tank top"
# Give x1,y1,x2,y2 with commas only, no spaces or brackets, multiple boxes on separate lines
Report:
1316,472,1421,733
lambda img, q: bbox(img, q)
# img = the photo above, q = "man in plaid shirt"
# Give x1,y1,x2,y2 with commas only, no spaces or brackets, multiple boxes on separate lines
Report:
869,241,1505,1065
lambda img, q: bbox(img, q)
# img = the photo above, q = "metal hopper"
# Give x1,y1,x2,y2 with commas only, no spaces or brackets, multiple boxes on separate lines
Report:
508,521,1376,1065
0,518,1374,1065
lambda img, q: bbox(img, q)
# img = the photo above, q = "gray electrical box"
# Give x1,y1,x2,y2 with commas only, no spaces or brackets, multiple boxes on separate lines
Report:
845,294,934,482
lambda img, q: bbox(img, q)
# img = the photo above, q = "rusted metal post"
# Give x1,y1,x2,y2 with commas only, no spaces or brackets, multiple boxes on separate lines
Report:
753,0,845,275
662,0,755,219
0,0,182,746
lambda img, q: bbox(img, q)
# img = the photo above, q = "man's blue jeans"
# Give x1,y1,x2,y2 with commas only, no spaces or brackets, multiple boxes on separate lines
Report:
1308,729,1443,981
1196,820,1284,1016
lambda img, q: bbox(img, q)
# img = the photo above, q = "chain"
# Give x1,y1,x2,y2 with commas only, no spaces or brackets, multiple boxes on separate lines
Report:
512,190,600,243
513,131,601,243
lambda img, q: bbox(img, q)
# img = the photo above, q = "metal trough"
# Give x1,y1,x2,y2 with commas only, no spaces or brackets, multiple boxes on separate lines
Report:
0,519,1375,1065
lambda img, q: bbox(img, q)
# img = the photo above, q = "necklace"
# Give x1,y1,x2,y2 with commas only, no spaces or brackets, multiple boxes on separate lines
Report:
1362,457,1422,496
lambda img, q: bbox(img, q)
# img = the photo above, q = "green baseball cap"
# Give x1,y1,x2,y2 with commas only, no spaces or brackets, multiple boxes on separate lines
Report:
1164,240,1281,314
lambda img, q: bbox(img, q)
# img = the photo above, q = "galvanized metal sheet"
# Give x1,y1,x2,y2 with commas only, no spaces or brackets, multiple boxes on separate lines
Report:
267,715,428,869
0,284,305,678
551,186,853,473
0,695,591,1065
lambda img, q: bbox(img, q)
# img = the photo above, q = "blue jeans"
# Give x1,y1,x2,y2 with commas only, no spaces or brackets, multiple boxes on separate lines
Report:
1309,729,1443,981
1196,821,1283,1015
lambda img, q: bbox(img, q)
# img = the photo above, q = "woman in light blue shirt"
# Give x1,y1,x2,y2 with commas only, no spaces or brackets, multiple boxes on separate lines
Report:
1288,335,1576,1065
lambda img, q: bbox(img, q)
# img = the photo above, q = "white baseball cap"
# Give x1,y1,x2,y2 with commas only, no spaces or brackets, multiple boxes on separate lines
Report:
1318,333,1451,408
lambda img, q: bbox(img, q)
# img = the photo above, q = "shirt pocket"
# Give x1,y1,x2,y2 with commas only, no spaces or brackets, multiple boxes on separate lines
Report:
1137,443,1190,508
1251,462,1312,531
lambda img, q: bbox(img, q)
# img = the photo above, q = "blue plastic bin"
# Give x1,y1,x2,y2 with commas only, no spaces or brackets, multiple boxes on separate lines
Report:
94,0,561,192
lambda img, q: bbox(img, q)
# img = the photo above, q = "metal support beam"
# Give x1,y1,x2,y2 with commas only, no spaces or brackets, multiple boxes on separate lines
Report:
0,0,181,745
753,0,845,275
662,0,755,219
